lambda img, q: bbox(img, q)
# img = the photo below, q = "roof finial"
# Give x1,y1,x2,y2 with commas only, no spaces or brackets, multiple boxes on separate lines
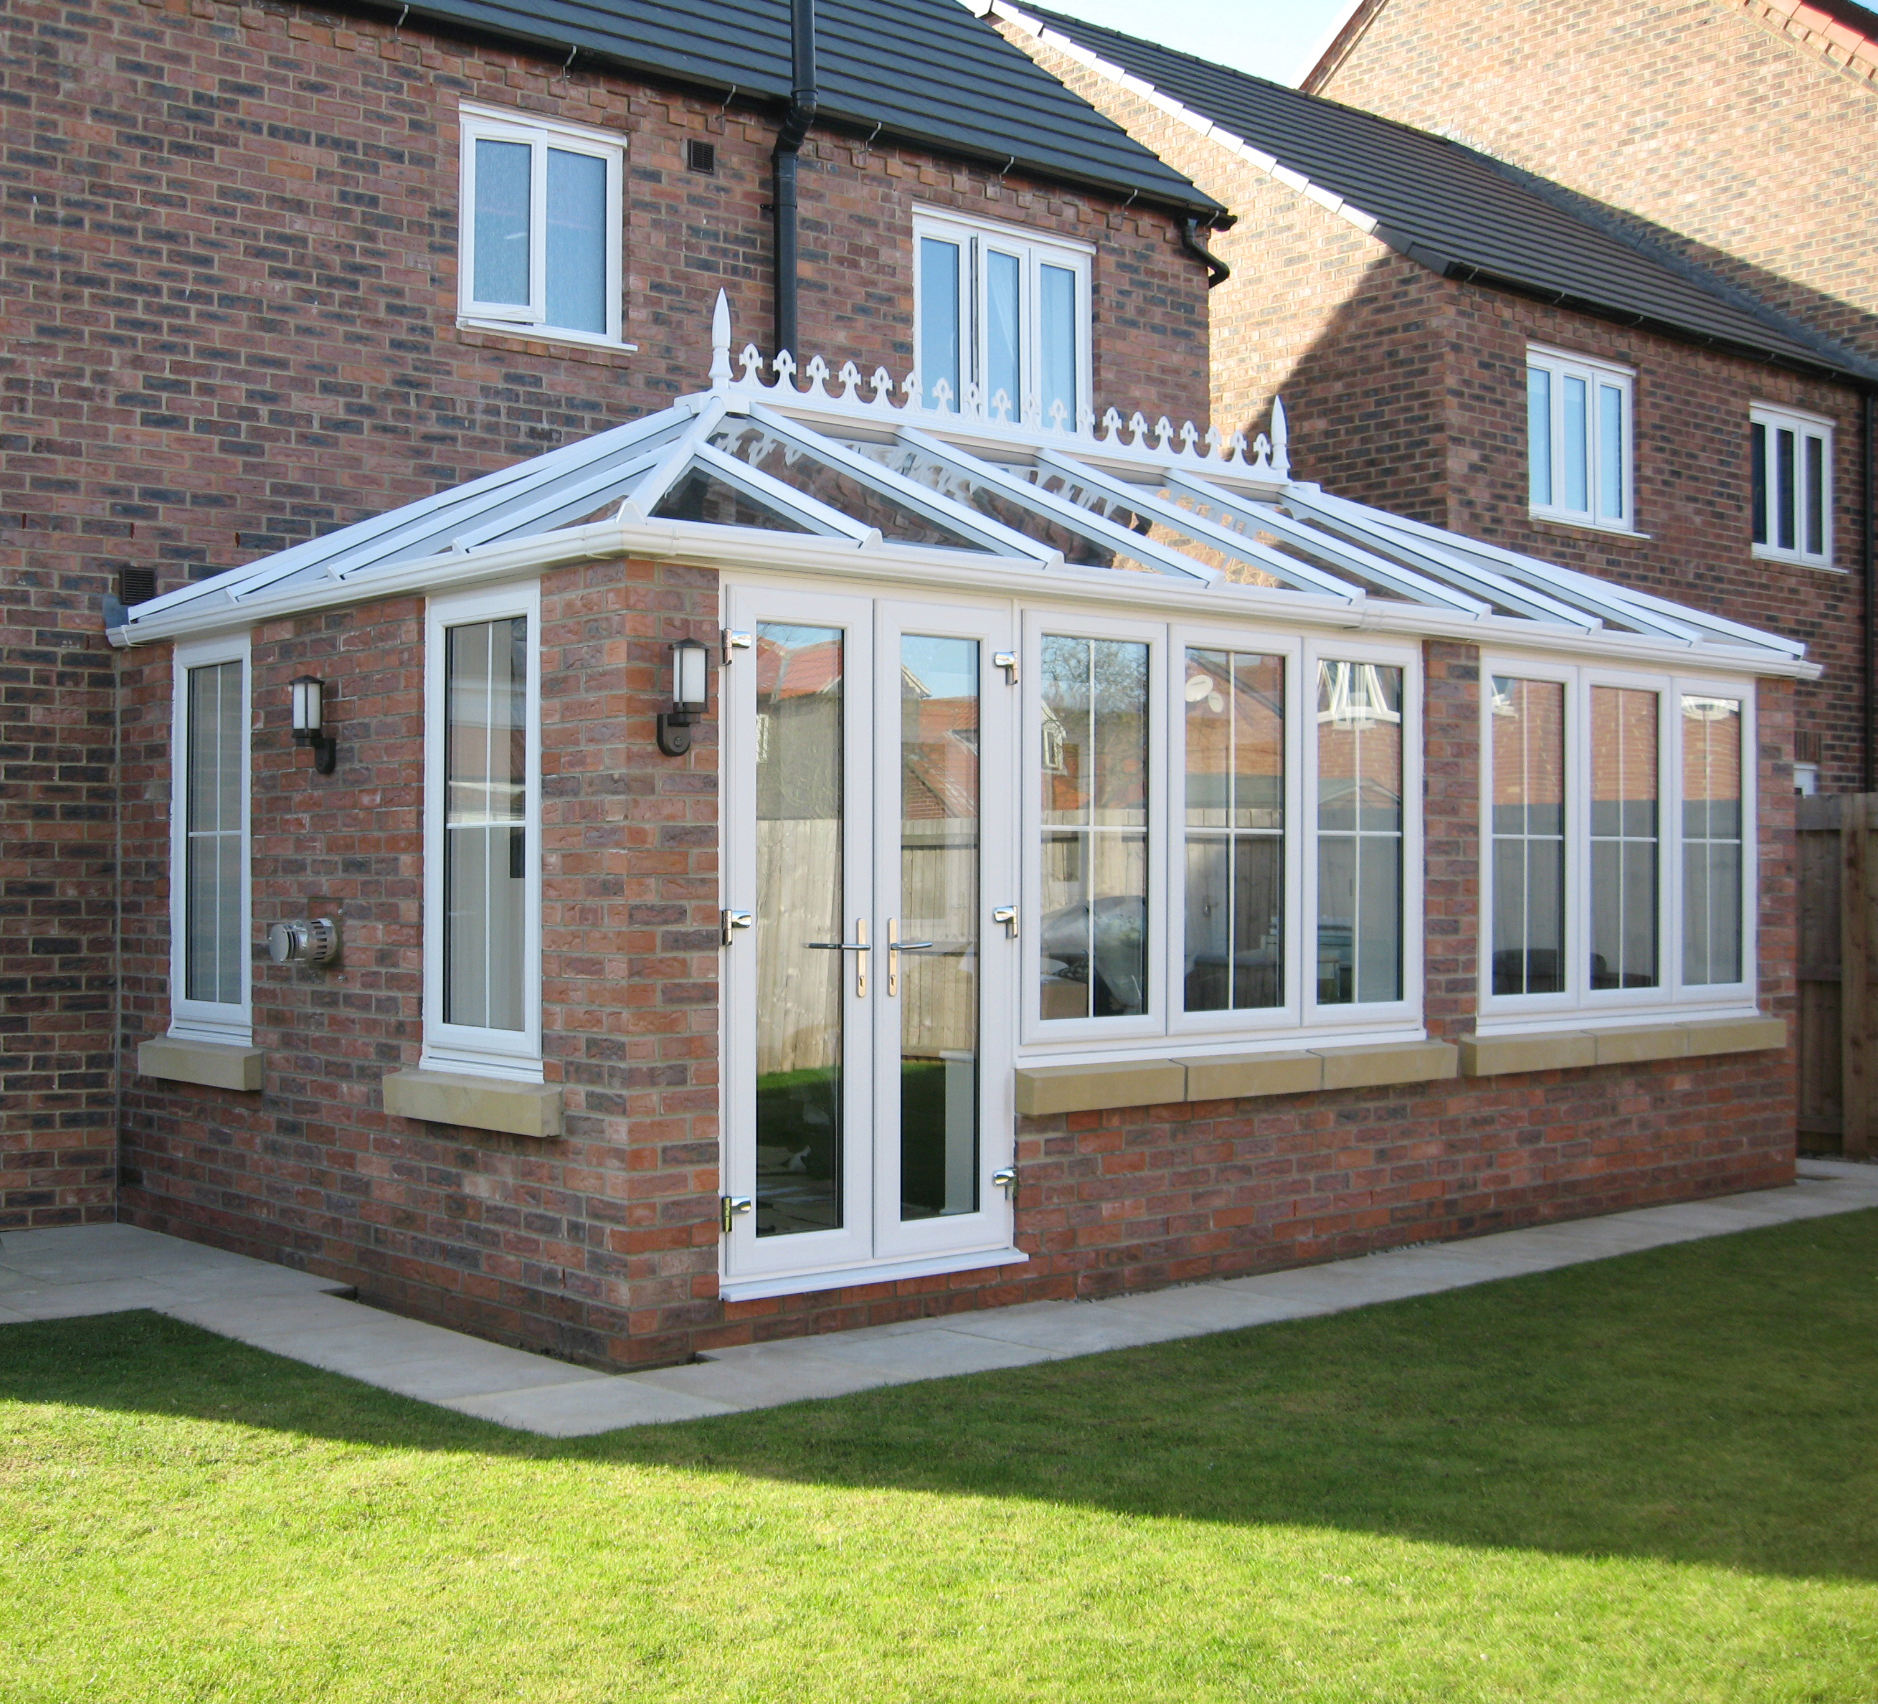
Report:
1271,395,1290,480
709,289,732,389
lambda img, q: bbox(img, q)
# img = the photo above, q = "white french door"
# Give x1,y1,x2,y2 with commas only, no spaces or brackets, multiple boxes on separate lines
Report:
721,584,1017,1290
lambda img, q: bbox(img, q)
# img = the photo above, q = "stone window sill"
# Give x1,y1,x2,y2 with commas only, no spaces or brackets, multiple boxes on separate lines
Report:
1460,1015,1786,1076
137,1037,265,1093
454,323,639,369
382,1068,565,1139
1014,1039,1460,1117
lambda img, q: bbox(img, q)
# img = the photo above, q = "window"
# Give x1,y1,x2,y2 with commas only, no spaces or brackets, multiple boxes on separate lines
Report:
1482,663,1754,1020
170,634,251,1044
1026,618,1419,1048
1750,405,1834,567
1527,346,1635,531
459,106,625,346
423,583,542,1080
915,210,1092,430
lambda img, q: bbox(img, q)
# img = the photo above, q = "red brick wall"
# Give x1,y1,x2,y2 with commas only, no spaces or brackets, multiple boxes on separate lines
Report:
118,599,1796,1368
1,0,1211,1224
1306,0,1878,361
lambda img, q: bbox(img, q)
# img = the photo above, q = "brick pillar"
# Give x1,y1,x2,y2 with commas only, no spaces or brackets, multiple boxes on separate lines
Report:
1423,640,1481,1043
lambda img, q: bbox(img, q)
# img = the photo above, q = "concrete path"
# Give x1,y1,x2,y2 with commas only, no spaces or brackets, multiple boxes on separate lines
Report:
4,1159,1874,1437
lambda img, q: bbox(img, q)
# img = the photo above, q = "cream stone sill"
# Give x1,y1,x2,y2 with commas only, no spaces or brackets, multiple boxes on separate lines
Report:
382,1068,564,1139
1460,1015,1787,1077
1014,1039,1460,1116
137,1036,265,1093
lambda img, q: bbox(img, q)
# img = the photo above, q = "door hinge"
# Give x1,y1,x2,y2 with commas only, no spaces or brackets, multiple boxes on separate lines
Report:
722,628,752,665
720,1195,753,1234
721,908,753,945
992,1166,1018,1201
992,905,1018,939
993,650,1018,684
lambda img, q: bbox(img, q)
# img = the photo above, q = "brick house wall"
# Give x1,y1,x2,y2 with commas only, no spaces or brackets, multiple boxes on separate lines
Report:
116,593,1799,1367
1,0,1211,1228
999,19,1869,794
1305,0,1878,362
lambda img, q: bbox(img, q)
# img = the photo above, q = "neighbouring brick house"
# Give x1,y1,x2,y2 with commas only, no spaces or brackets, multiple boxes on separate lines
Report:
990,2,1878,799
1,0,1814,1371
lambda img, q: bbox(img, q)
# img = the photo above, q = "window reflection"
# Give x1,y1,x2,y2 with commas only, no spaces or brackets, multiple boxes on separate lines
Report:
1491,678,1566,996
1590,686,1659,989
1040,636,1149,1020
1316,661,1403,1005
1682,695,1742,986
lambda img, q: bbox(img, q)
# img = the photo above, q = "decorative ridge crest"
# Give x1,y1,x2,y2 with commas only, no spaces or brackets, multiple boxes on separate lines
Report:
704,290,1289,480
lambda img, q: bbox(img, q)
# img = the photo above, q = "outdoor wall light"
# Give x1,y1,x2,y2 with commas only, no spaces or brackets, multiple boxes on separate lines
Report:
657,638,711,757
290,675,337,775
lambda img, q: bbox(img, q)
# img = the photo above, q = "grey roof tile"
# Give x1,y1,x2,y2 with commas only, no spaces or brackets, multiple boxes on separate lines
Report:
393,0,1220,213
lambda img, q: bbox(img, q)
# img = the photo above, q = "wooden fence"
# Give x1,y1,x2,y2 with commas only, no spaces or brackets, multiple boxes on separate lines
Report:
1796,794,1877,1156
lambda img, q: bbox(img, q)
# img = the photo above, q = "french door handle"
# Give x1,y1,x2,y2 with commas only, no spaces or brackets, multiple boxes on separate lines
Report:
885,918,937,998
807,919,868,996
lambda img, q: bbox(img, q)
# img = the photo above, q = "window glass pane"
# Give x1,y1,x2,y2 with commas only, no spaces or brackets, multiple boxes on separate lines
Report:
1590,686,1658,989
1184,649,1284,1012
472,138,532,307
1316,661,1403,1005
184,660,243,1005
899,636,979,1221
544,148,607,334
1039,263,1078,429
1750,422,1767,546
1562,375,1589,513
1527,366,1553,508
1805,434,1826,558
444,616,528,1031
1598,383,1624,521
1040,635,1148,1020
1682,695,1743,986
918,238,961,411
755,624,846,1236
1490,677,1565,996
985,250,1022,420
1775,428,1796,551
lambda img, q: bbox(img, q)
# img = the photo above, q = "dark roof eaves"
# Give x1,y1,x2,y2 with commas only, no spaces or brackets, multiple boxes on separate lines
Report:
379,0,1224,218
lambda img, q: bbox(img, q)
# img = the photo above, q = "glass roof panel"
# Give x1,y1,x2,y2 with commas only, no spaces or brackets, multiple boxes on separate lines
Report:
1150,484,1421,602
651,467,814,533
840,438,1166,573
709,421,985,551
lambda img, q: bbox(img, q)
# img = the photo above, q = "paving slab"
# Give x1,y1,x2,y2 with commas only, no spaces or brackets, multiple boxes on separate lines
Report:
5,1165,1878,1437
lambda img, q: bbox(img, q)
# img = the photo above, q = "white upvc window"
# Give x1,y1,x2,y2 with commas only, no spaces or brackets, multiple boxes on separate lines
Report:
458,104,626,347
1526,345,1636,532
423,582,544,1081
1021,611,1422,1054
170,633,252,1045
914,209,1093,430
1750,404,1834,567
1480,658,1757,1027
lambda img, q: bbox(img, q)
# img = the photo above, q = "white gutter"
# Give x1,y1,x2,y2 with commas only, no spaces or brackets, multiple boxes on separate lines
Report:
106,510,1821,680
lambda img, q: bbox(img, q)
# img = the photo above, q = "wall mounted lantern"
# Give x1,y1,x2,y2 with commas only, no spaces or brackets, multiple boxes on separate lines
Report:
290,675,337,774
657,638,710,756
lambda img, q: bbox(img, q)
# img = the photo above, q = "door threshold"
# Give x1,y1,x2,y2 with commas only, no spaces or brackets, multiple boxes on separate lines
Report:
719,1245,1029,1305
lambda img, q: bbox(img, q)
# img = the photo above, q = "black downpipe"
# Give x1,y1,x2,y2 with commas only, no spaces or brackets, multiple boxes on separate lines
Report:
772,0,818,361
1180,217,1230,289
1864,389,1876,791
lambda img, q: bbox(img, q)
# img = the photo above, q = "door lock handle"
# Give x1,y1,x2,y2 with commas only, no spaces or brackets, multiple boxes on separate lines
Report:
805,920,869,995
885,917,936,997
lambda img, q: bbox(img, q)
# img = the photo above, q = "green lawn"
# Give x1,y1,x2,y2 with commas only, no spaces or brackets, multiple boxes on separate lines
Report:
4,1211,1877,1703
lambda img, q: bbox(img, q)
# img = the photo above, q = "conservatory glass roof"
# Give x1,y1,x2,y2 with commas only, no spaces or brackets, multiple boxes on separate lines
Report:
107,295,1810,675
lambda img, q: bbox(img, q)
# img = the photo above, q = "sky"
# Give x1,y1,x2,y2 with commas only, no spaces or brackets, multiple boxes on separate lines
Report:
1023,0,1357,87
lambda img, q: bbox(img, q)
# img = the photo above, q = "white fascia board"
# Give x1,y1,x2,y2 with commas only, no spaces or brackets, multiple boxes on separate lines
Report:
106,507,1822,678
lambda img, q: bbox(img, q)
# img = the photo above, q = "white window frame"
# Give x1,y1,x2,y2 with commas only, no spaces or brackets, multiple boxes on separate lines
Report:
457,103,627,349
1526,344,1638,535
1018,608,1423,1061
913,207,1094,429
1478,655,1758,1032
1750,403,1835,568
422,580,544,1082
169,632,253,1046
